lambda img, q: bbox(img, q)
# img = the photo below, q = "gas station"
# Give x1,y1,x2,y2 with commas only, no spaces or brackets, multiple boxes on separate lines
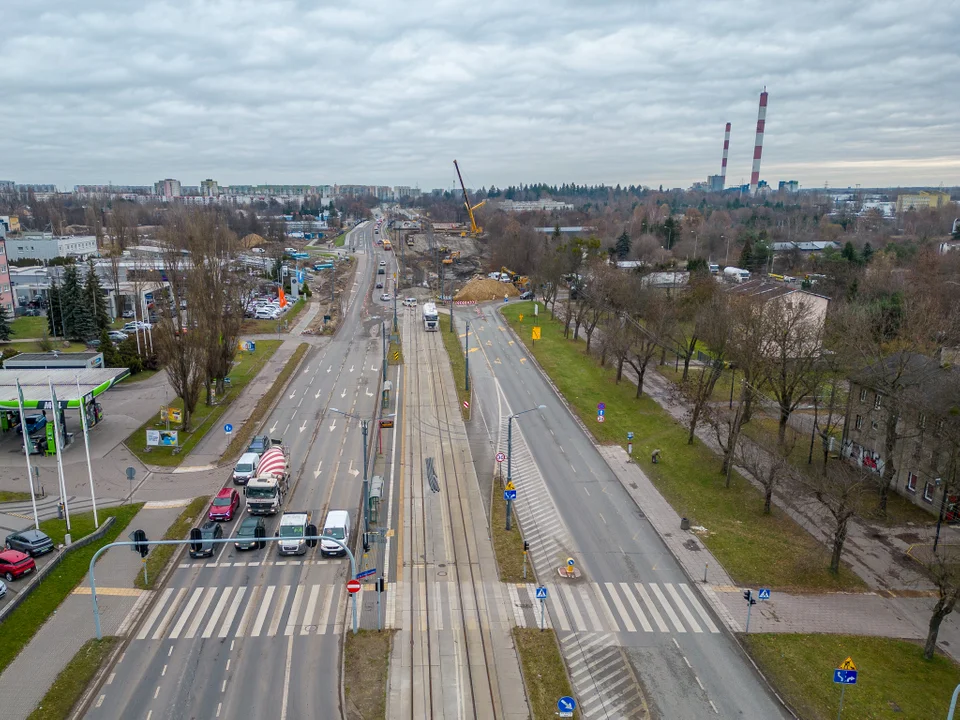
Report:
0,367,130,455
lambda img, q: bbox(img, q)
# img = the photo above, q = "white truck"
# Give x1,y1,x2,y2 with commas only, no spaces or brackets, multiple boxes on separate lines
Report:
422,302,439,331
243,445,289,515
723,266,751,283
278,510,310,556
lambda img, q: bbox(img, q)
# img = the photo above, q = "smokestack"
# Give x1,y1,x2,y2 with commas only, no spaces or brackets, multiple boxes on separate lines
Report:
749,89,768,195
720,122,731,190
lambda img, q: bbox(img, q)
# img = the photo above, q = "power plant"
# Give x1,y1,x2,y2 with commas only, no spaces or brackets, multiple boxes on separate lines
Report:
749,88,768,195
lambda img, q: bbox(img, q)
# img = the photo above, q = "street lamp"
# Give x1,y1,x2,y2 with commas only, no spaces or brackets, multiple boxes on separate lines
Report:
330,407,395,534
506,405,546,531
934,476,949,554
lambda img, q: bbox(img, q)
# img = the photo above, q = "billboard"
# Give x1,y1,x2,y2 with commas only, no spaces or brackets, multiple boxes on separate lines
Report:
146,429,179,447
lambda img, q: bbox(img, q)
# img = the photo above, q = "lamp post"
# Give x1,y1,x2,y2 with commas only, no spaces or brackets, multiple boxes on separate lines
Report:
506,405,546,531
934,477,947,553
331,408,395,534
465,320,471,392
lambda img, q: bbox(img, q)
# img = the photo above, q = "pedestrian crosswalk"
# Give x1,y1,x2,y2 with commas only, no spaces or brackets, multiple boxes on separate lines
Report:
133,583,345,641
176,558,344,570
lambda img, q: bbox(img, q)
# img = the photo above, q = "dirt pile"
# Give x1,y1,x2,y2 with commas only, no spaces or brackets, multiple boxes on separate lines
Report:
454,277,520,302
241,233,268,248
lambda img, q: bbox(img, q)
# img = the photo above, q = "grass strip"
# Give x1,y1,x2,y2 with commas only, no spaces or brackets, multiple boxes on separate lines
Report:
240,297,308,334
501,302,864,592
10,315,49,339
221,342,309,463
0,504,142,675
123,340,281,467
744,634,960,720
513,628,577,719
344,629,395,720
490,474,528,582
26,636,119,720
134,496,210,590
0,490,32,503
334,232,347,247
440,313,471,419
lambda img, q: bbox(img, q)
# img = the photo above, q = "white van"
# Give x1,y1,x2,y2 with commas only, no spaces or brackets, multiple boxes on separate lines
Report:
320,510,351,557
232,452,261,485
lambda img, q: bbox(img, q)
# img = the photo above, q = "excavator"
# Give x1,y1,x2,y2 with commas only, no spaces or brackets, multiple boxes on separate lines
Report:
454,159,485,236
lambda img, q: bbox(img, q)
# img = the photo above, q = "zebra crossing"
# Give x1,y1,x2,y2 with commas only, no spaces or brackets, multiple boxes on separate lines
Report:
132,583,344,641
560,633,646,719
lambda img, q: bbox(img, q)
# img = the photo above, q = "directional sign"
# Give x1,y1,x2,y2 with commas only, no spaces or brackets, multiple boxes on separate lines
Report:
125,466,136,481
532,326,541,340
224,423,233,434
357,568,377,579
558,696,576,717
833,669,858,685
496,452,506,463
598,402,606,411
598,408,605,416
567,558,575,567
346,579,362,594
758,588,771,600
535,586,548,600
504,489,517,501
838,657,857,670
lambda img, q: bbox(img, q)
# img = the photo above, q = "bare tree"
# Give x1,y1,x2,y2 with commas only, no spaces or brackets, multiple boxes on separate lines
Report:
800,460,871,574
681,291,732,444
668,272,716,381
736,432,798,514
923,548,960,660
625,289,675,398
582,261,617,352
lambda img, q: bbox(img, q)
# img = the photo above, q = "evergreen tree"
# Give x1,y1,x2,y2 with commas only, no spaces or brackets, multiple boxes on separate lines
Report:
841,241,859,264
862,242,874,264
47,283,63,337
84,259,110,332
615,230,632,259
61,265,97,341
0,304,11,341
738,238,754,270
99,328,121,366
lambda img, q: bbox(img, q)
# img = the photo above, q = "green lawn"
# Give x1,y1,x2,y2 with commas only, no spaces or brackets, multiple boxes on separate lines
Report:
123,340,281,467
657,364,738,404
440,313,470,419
27,636,119,720
344,629,395,720
10,315,48,339
0,504,142,676
1,340,88,354
0,490,32,503
333,232,347,247
513,629,580,720
40,506,120,546
501,302,865,592
744,634,960,720
117,368,161,385
135,496,209,589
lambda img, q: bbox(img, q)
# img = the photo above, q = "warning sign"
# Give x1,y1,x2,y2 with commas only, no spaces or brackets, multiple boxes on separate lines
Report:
532,327,541,341
504,481,515,491
838,657,857,671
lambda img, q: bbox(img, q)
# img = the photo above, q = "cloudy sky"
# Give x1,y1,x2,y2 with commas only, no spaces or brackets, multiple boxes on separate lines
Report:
2,0,958,191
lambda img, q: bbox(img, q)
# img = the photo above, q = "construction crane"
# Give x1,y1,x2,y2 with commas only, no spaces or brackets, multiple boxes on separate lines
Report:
454,159,485,236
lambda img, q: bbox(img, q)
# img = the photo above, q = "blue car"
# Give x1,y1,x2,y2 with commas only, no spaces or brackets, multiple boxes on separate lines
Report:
16,415,46,435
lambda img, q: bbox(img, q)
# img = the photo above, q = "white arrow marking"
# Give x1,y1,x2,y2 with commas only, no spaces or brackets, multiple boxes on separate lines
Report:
327,365,332,373
288,390,296,400
299,421,308,433
349,365,355,373
302,365,310,374
315,389,322,399
329,419,337,432
313,461,323,478
341,389,347,398
366,388,374,397
269,420,278,434
371,364,377,371
348,461,360,478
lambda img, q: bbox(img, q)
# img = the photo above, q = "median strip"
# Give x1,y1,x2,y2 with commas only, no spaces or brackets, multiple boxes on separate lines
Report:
26,636,119,720
343,629,396,720
513,628,578,720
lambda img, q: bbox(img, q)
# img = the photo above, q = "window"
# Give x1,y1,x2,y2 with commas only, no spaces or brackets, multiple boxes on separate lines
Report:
855,415,863,430
871,419,879,431
906,472,918,493
859,388,867,402
874,393,882,410
919,413,926,430
923,482,935,503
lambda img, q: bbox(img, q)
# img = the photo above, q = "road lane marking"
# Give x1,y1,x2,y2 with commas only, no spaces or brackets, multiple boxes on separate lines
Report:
649,583,685,632
279,635,295,720
168,588,203,639
202,587,233,638
251,585,276,637
636,584,669,632
107,672,115,685
184,587,218,639
679,583,720,633
137,587,173,639
604,583,635,632
665,583,702,633
96,695,104,707
267,586,290,637
318,585,335,634
301,585,321,635
619,582,653,632
284,586,305,636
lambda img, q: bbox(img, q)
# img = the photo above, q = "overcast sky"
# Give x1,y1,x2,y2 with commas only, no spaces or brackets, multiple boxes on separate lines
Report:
2,0,958,191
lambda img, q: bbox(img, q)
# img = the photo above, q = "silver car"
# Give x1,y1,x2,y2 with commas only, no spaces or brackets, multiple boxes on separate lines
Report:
5,529,54,557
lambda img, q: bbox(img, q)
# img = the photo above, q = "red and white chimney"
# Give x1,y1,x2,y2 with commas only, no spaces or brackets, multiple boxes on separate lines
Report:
749,89,768,195
720,122,731,190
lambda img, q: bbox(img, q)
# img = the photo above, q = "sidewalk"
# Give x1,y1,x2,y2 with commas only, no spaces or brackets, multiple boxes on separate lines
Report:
0,501,187,720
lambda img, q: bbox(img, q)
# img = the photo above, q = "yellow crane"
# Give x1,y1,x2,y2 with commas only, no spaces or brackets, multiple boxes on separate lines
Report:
454,159,484,235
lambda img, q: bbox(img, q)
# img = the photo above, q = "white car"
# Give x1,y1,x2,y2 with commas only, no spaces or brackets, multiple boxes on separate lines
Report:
380,293,392,302
403,297,417,307
255,308,279,320
252,248,266,254
121,321,152,333
379,260,387,266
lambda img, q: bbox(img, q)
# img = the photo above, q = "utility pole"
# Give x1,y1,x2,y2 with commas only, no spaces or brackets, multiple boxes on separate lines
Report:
361,420,370,533
381,321,387,382
465,319,470,392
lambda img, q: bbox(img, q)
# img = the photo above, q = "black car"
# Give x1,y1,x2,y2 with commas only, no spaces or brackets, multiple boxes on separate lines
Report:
234,516,266,550
519,291,534,300
189,521,223,559
5,529,54,557
375,281,384,289
247,435,272,455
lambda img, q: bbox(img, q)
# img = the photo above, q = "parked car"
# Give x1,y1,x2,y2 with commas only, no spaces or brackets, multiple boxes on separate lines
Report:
189,521,223,559
0,549,36,581
16,414,46,436
121,321,153,333
208,488,240,521
108,330,129,342
255,308,279,320
122,310,135,319
519,291,534,300
234,516,266,550
5,529,54,557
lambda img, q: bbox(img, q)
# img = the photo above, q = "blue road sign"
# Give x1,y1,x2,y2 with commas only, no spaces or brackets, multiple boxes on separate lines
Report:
758,588,771,600
627,431,634,440
597,402,605,411
504,489,517,501
558,696,576,716
598,408,605,417
224,423,233,434
535,586,548,600
833,669,858,685
357,568,377,579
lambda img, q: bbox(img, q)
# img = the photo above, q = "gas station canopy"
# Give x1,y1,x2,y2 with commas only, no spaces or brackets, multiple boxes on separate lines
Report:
0,368,130,409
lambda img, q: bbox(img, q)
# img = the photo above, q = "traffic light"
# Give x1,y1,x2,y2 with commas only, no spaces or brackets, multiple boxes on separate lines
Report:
377,576,386,593
255,524,266,550
190,528,202,553
306,524,318,548
743,589,756,606
133,529,149,557
363,533,370,554
523,541,529,553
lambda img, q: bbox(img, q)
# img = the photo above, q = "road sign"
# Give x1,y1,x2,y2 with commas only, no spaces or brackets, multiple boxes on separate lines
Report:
519,313,524,322
125,466,136,481
567,558,575,567
598,402,606,411
535,586,548,599
496,452,506,463
357,568,377,579
598,408,605,416
532,326,541,340
833,669,857,684
838,657,857,670
346,579,362,594
558,696,576,717
597,415,605,423
627,431,634,440
393,351,400,360
463,400,470,410
504,489,517,501
758,588,771,600
504,481,515,491
224,423,233,434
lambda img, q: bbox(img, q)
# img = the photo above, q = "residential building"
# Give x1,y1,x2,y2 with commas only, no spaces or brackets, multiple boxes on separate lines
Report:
0,181,14,193
725,279,830,356
498,199,574,212
0,216,20,238
200,179,220,197
154,178,182,199
5,233,98,262
772,240,842,253
778,180,800,193
896,191,952,213
842,351,960,517
0,240,13,314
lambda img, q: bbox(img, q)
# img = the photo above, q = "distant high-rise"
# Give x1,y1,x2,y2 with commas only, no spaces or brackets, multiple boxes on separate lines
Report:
749,90,768,195
720,122,731,190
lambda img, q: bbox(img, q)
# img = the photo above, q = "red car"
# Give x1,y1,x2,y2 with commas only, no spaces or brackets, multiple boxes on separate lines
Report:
209,488,240,521
0,549,37,581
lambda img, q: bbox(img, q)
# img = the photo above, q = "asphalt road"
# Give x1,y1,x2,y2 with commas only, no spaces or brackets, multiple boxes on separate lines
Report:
86,220,394,720
463,301,789,719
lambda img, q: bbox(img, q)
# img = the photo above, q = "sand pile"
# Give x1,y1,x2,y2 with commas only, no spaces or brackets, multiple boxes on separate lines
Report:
241,233,268,248
454,277,520,302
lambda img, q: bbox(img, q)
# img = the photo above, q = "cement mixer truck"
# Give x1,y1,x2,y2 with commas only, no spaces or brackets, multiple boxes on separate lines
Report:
243,444,289,515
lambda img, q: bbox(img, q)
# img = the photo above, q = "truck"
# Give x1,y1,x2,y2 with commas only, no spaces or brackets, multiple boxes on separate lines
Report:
243,445,289,515
422,302,439,331
278,510,310,555
723,266,751,283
